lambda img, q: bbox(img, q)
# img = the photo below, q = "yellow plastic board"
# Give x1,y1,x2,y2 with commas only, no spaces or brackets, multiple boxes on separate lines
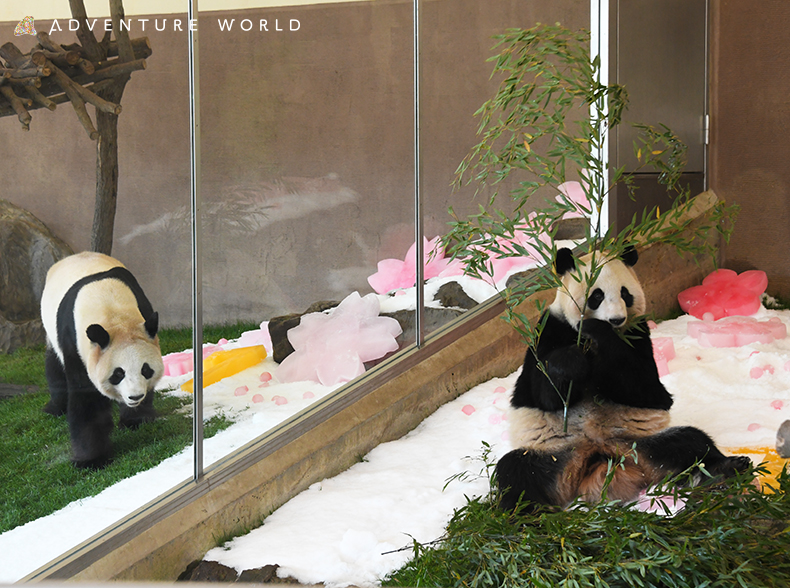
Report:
181,345,267,393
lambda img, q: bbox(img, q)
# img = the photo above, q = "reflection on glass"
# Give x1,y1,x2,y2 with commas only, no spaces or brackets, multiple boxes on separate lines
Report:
418,1,591,336
183,1,416,469
0,2,192,580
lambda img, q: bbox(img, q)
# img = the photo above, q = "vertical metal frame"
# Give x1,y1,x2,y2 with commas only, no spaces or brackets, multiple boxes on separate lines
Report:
590,0,610,238
187,0,204,481
413,0,425,346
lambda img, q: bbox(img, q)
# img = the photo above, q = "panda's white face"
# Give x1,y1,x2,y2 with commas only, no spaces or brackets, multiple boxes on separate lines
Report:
91,338,164,407
550,248,646,330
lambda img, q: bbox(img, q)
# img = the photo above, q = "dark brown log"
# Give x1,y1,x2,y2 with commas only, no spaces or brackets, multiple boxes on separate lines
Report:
24,86,57,111
106,37,152,60
0,85,31,130
31,49,80,66
109,0,135,63
0,42,34,70
47,60,121,115
68,0,104,62
76,58,146,84
36,33,95,77
7,77,42,88
0,78,113,117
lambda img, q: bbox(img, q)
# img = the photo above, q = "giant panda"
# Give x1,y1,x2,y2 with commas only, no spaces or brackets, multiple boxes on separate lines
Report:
40,252,164,469
496,246,751,511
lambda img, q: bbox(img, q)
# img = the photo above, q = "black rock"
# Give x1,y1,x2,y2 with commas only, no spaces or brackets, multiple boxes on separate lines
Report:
237,564,280,583
177,560,238,582
433,281,478,310
267,300,339,363
0,199,72,353
777,420,790,458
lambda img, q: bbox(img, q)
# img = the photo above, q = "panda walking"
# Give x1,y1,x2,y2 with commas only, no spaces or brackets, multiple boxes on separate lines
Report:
40,252,164,469
497,247,751,511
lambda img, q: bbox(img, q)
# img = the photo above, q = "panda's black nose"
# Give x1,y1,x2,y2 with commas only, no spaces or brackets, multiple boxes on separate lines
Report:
609,317,625,327
129,394,145,402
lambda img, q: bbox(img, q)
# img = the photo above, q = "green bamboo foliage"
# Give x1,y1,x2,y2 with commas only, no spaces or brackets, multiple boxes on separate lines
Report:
444,23,738,423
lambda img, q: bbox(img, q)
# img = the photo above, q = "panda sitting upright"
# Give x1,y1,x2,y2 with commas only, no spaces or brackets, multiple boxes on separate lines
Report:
40,252,164,469
496,246,751,510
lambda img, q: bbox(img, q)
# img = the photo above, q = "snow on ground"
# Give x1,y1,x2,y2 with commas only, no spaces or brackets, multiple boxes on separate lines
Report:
1,305,789,584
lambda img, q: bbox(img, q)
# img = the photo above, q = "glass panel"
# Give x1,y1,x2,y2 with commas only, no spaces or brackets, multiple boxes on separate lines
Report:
0,3,193,579
419,0,592,335
191,1,416,469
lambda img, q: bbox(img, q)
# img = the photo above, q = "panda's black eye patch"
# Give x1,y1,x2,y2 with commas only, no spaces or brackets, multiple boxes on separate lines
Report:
621,286,634,308
109,367,125,385
141,363,154,379
588,288,605,310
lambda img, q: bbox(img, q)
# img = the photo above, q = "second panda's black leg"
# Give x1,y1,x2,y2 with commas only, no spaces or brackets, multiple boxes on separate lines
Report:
43,348,68,416
67,383,115,469
636,426,752,481
496,448,569,511
118,390,157,429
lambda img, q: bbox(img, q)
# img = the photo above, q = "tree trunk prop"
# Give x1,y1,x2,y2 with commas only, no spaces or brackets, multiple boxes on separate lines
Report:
0,0,151,255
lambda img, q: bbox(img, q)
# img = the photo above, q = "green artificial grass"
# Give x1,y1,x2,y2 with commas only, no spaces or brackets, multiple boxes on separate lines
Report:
0,322,258,534
384,452,790,588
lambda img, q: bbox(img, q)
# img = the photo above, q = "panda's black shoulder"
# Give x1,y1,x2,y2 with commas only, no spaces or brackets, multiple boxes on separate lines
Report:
55,266,155,360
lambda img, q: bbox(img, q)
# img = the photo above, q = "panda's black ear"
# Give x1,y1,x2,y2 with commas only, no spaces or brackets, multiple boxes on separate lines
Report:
144,312,159,339
555,248,576,275
620,245,638,267
86,324,110,349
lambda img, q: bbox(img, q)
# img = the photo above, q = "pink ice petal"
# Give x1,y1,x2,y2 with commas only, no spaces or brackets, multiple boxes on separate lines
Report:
462,405,476,415
234,386,248,396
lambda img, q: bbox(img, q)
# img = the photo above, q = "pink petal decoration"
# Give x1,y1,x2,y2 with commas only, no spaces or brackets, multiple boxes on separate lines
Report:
272,395,288,405
276,292,402,386
234,386,248,396
556,181,591,218
687,316,787,348
747,423,762,432
252,394,265,403
750,367,765,379
678,269,768,320
651,337,676,377
303,391,315,399
771,400,784,410
367,236,462,294
259,371,273,382
494,386,506,394
462,405,476,415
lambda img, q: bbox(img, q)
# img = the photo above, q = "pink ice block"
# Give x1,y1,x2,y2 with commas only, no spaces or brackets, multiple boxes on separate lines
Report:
651,337,675,377
678,268,767,320
687,316,787,348
162,343,225,377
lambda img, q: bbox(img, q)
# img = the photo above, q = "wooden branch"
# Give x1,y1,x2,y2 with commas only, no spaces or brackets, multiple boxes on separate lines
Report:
75,58,146,84
67,0,103,62
0,66,50,79
36,33,94,77
7,77,41,88
24,86,57,111
47,60,121,115
0,78,114,117
0,85,31,130
109,0,135,63
31,49,81,67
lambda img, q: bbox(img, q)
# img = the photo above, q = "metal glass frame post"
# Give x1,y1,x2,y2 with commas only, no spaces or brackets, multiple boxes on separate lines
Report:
187,0,204,481
413,0,424,346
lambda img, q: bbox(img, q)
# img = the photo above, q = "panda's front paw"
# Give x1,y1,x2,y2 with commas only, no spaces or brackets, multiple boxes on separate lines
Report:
580,318,618,342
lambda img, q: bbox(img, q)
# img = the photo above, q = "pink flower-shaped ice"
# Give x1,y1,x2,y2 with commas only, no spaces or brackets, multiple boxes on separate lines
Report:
276,292,403,386
678,268,768,320
367,236,462,294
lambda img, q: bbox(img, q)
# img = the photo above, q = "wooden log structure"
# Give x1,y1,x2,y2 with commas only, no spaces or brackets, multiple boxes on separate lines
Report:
0,31,150,139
